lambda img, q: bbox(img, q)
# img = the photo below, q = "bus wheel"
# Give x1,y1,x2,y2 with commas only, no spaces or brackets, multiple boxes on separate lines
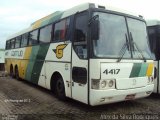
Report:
10,65,14,78
55,78,66,100
15,67,20,80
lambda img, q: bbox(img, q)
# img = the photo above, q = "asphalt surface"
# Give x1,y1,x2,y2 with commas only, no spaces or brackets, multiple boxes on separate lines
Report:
0,72,160,120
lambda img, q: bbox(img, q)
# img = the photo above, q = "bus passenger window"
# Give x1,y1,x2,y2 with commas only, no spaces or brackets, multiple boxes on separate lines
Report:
29,30,38,45
75,45,87,59
39,25,52,43
15,36,21,48
11,39,15,49
53,18,70,41
6,41,11,50
74,12,88,59
21,33,28,47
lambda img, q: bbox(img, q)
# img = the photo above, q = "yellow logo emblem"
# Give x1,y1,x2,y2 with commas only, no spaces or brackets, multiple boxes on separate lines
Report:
53,44,67,59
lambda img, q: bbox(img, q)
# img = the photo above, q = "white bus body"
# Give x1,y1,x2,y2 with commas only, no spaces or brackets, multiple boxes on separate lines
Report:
5,3,154,106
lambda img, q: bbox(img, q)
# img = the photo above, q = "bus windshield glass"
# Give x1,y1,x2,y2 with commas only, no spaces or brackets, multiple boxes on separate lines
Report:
127,18,151,59
93,12,152,59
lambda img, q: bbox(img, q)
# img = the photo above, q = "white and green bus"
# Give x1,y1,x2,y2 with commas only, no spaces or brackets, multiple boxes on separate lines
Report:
5,3,154,106
147,20,160,93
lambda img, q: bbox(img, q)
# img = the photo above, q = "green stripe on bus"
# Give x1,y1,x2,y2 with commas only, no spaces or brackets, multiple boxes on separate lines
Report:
31,44,50,84
25,46,40,81
138,63,148,77
48,12,64,24
31,61,44,84
129,63,142,78
41,19,50,27
40,11,64,28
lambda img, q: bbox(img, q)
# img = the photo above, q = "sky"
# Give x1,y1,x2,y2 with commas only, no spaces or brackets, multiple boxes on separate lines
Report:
0,0,160,49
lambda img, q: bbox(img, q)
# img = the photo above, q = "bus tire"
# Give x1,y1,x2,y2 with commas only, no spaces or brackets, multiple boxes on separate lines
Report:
10,65,14,78
55,77,66,100
15,66,20,80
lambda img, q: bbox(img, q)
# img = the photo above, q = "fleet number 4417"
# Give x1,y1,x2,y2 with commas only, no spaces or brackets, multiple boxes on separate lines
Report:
103,69,120,75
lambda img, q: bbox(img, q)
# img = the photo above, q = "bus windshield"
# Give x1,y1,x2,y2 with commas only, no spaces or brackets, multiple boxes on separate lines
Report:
127,18,151,59
93,12,152,59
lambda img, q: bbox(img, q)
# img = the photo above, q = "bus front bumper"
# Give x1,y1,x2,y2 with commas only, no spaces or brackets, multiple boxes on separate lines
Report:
89,84,154,106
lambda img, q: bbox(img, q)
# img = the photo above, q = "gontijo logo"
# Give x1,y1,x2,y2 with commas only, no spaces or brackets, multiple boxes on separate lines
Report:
53,44,67,59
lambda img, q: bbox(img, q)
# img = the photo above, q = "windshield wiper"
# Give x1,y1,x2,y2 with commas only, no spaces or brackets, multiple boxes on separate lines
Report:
130,32,146,62
88,15,99,25
117,34,130,62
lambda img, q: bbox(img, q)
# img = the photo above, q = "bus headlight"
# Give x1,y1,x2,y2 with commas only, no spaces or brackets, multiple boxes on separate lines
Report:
100,79,115,89
92,79,116,90
101,80,107,88
108,80,114,87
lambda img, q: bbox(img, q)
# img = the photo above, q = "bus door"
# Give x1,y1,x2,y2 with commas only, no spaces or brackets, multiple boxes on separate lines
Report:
71,12,88,104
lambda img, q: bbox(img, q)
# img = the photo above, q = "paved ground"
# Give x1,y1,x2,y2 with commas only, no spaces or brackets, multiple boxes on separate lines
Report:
0,72,160,120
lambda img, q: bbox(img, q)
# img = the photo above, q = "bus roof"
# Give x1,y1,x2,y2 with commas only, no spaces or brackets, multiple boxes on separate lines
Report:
147,20,160,26
7,3,141,40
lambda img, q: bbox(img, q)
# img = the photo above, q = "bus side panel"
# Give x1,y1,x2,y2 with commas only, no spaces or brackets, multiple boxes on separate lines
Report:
5,48,27,77
24,44,49,84
25,46,40,82
30,44,49,84
45,42,72,98
20,47,32,79
45,62,71,97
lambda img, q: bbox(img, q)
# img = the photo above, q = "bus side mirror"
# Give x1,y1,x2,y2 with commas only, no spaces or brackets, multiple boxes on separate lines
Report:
91,20,99,40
